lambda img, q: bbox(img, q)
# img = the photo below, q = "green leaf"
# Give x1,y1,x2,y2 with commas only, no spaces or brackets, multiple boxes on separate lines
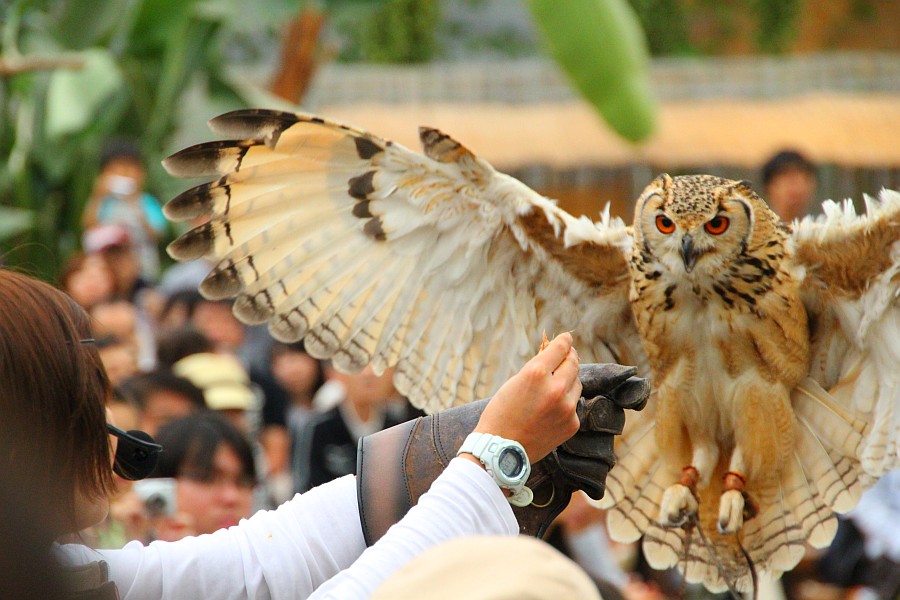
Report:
52,0,122,49
128,0,197,53
0,207,33,241
45,48,123,138
529,0,657,142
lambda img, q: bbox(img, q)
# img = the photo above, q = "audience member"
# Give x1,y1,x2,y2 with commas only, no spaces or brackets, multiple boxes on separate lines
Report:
91,298,156,372
293,364,412,493
552,492,631,589
263,341,327,504
182,293,275,375
156,290,278,391
760,149,818,222
148,412,257,540
155,325,291,506
173,352,260,436
95,335,139,387
58,251,116,310
271,341,327,434
155,324,214,369
817,470,900,599
190,297,249,355
81,138,167,281
156,288,204,331
158,255,215,299
82,224,152,303
118,369,206,437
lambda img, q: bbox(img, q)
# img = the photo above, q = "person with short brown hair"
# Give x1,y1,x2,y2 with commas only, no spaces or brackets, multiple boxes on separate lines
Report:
0,269,645,599
0,270,114,534
761,149,818,222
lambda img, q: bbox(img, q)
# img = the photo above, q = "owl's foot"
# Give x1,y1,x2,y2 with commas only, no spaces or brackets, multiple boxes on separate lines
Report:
658,466,699,528
717,471,758,534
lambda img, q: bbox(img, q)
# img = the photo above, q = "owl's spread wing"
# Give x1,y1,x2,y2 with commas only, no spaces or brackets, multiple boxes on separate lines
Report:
791,189,900,476
164,109,641,413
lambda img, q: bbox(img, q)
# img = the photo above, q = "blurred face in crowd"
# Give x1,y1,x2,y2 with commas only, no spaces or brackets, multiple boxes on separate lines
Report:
765,166,817,222
217,408,251,437
176,443,254,534
332,365,397,408
98,341,139,387
101,244,142,295
63,254,116,309
92,300,141,386
154,413,256,538
139,390,201,437
272,347,322,402
191,301,246,353
92,300,138,344
101,157,146,198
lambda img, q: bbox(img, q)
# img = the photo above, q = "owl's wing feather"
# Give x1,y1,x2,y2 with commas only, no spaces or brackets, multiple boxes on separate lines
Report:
791,189,900,476
164,109,640,412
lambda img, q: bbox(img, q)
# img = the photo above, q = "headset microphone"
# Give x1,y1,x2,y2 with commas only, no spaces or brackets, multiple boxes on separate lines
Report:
107,424,163,481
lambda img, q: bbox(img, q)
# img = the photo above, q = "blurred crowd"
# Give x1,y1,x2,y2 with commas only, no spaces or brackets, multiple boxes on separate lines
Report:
62,139,897,600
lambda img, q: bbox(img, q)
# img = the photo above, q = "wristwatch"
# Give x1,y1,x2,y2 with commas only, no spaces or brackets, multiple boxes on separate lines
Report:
457,432,534,507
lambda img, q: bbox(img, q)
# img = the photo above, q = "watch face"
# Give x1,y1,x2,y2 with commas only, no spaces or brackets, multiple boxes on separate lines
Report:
498,447,525,478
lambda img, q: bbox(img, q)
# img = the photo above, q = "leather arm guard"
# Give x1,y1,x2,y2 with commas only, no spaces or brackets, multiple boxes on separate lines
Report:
357,363,649,545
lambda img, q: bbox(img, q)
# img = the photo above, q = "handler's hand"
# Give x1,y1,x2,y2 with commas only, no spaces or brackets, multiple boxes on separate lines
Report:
473,332,581,462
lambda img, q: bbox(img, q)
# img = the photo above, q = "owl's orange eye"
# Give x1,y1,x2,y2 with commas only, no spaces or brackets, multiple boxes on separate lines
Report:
704,215,730,235
655,215,675,234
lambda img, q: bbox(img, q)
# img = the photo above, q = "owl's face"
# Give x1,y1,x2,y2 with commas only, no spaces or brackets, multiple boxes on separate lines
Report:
634,174,762,278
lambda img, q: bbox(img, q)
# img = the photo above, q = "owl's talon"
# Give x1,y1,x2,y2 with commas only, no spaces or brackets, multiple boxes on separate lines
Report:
717,489,745,533
658,483,698,528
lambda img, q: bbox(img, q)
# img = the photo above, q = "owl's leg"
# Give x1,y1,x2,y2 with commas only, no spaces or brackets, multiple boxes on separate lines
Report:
658,441,719,527
718,382,792,533
654,384,717,527
717,449,758,534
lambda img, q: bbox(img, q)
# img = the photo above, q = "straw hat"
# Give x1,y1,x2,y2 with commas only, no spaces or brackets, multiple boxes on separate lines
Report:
172,352,256,411
372,535,602,600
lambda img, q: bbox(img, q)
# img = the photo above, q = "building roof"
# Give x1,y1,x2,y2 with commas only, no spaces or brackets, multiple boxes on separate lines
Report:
318,92,900,170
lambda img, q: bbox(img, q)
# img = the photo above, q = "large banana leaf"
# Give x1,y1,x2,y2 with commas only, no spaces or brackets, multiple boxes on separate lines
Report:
528,0,657,143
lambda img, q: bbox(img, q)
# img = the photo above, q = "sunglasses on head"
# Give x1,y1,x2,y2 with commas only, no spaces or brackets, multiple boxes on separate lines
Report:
107,424,162,481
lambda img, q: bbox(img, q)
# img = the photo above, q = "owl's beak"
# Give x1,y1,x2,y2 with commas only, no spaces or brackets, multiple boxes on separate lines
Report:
681,234,699,273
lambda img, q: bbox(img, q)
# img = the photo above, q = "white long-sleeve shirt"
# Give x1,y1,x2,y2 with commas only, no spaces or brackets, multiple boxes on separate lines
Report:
59,457,517,599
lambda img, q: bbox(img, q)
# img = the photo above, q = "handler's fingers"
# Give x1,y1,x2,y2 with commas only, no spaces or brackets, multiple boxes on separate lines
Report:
563,367,583,404
534,332,573,373
555,347,580,385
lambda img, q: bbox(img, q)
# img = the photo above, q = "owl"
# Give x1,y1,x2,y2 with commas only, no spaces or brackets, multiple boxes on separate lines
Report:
164,109,900,593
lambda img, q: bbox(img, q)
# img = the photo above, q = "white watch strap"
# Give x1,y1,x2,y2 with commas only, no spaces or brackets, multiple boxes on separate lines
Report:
457,432,496,459
457,432,533,507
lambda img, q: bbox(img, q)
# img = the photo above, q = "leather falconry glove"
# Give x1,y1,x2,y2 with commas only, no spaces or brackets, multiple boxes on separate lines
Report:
356,363,650,545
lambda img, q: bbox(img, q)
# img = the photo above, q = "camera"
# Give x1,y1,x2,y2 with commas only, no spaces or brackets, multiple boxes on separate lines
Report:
132,478,177,517
106,174,138,197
